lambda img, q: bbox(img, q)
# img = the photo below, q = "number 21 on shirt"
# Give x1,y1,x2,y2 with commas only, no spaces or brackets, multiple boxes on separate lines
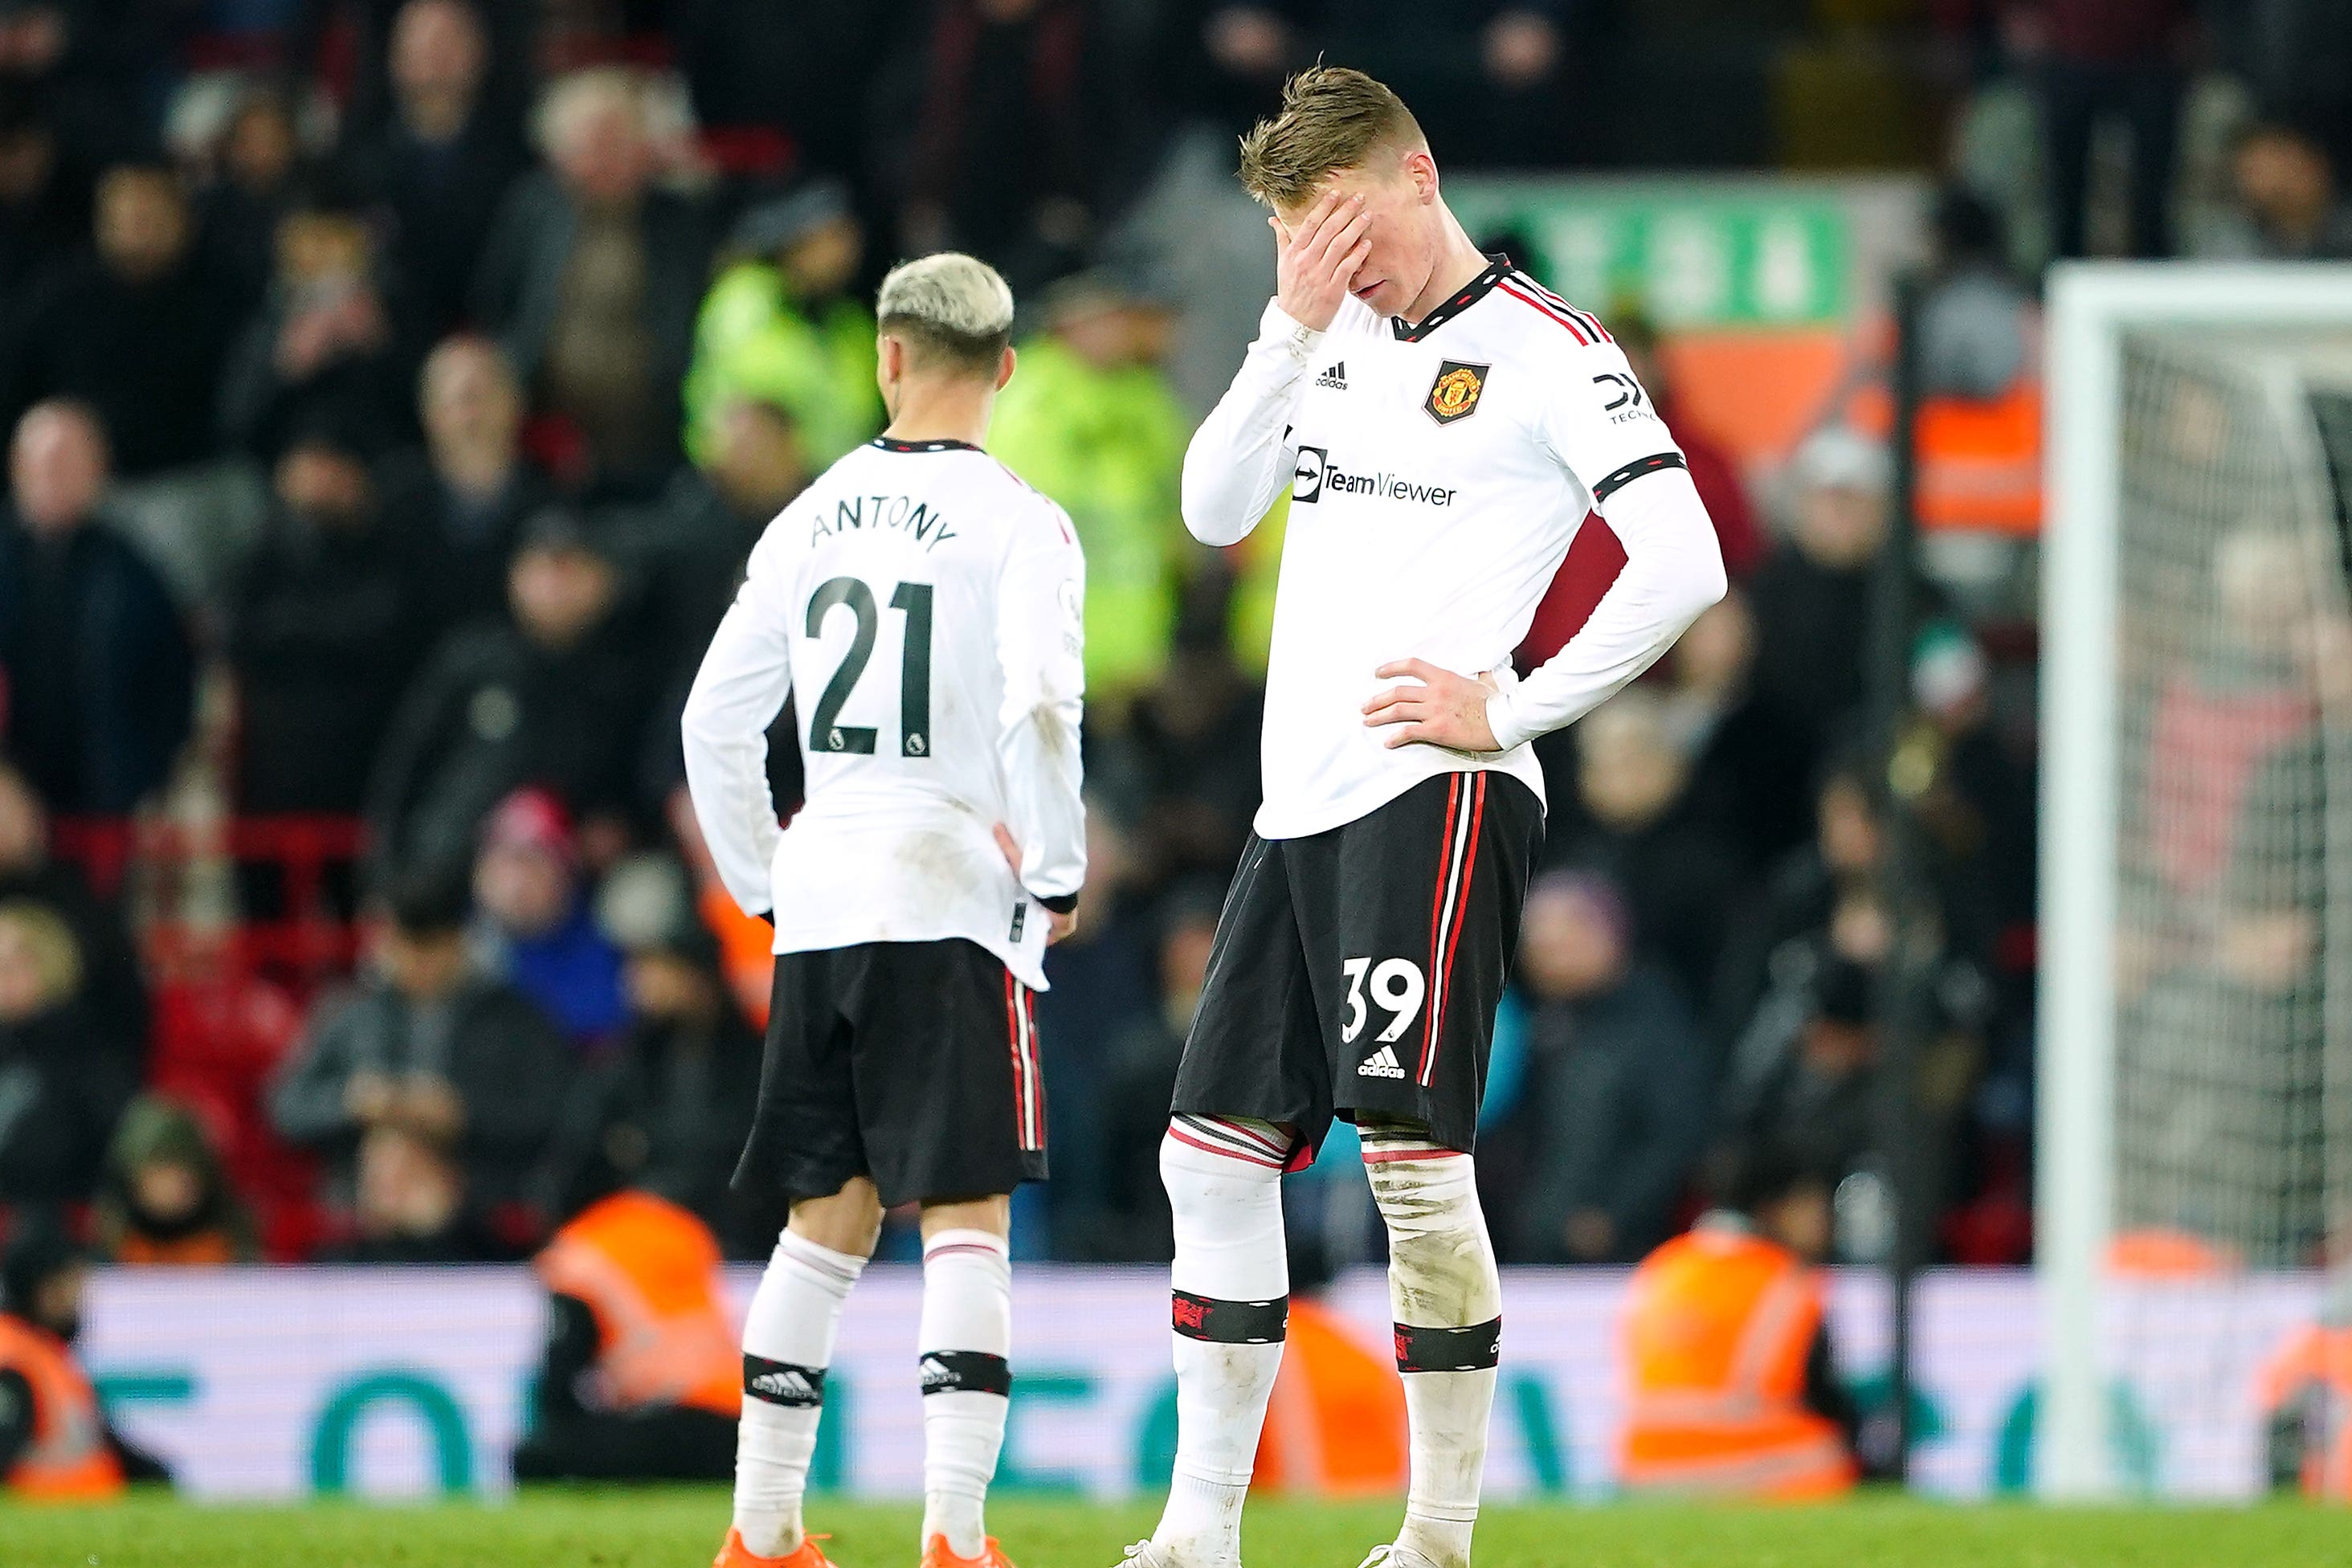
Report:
806,576,934,757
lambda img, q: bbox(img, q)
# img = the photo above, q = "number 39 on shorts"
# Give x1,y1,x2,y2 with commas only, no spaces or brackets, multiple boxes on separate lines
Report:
1340,956,1427,1043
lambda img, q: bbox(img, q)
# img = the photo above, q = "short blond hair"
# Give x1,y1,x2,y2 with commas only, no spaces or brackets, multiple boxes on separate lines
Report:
1238,65,1427,211
876,252,1015,376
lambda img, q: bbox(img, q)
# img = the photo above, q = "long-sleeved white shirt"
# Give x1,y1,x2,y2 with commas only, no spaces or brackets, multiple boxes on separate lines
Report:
680,437,1086,989
1183,262,1727,839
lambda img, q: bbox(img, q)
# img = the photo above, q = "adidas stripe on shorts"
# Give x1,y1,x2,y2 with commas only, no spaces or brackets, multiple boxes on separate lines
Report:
1172,770,1542,1158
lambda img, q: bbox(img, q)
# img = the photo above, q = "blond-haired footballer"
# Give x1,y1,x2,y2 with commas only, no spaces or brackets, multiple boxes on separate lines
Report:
685,252,1085,1568
1122,68,1725,1568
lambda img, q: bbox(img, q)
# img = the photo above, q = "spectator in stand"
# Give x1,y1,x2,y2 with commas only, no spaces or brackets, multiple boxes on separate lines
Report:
1510,872,1710,1264
1717,951,1881,1207
0,900,133,1207
1113,610,1265,885
198,86,308,317
639,395,811,658
1611,310,1763,578
286,0,534,153
671,0,907,182
229,417,431,814
1554,689,1749,1008
0,1225,172,1497
4,163,236,484
2011,0,2195,259
469,788,627,1051
92,1094,259,1265
1092,880,1226,1262
1663,590,1816,875
989,267,1194,711
1164,3,1574,166
1917,186,2036,403
534,856,763,1251
6,162,252,606
0,2,149,189
329,1124,515,1262
0,84,92,302
0,402,194,814
635,398,812,805
2203,119,2352,261
269,868,570,1217
375,335,554,638
1747,427,1889,766
682,180,881,474
1031,805,1155,1254
342,0,532,337
0,760,143,1060
368,508,666,884
218,185,420,462
872,0,1111,294
1710,754,1884,1054
470,67,712,489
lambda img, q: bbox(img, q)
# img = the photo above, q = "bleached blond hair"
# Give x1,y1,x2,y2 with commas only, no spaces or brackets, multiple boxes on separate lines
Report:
876,252,1015,375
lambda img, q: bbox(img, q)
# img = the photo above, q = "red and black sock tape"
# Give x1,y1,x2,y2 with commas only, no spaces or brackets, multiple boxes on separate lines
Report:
1394,1317,1502,1373
1170,1289,1289,1344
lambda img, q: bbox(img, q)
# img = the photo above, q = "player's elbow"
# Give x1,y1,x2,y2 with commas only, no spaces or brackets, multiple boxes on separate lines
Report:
1179,460,1254,548
679,680,733,753
1689,535,1729,619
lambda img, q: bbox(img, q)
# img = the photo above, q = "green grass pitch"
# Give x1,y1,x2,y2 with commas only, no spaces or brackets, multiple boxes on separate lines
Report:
6,1488,2348,1568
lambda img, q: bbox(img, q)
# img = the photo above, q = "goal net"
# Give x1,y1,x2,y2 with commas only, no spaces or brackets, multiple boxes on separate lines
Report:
2041,266,2352,1498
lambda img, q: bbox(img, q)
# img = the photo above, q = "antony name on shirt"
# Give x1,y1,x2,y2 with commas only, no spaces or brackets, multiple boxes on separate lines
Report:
809,492,961,551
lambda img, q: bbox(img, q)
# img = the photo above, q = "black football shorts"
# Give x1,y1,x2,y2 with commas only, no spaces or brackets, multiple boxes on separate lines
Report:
1173,770,1542,1157
735,938,1047,1207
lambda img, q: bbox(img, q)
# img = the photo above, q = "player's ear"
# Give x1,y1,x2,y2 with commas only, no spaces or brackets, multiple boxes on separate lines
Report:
1403,147,1439,203
995,343,1017,393
876,333,900,394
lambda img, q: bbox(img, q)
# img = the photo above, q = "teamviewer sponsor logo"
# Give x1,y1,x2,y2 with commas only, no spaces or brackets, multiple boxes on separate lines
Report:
1292,447,1456,508
1358,1044,1407,1079
1293,446,1329,503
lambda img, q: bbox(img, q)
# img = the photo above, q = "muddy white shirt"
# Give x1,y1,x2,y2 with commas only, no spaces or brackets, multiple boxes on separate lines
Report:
682,436,1086,989
1182,257,1729,839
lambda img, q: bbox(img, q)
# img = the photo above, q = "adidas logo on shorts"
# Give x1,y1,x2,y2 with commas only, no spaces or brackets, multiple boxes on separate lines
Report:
1357,1043,1406,1079
1316,361,1347,390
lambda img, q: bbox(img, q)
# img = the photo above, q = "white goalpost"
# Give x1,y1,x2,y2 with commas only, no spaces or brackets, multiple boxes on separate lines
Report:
2040,263,2352,1498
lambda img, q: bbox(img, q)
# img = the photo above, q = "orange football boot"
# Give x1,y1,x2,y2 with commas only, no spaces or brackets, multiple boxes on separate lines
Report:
714,1528,839,1568
919,1534,1017,1568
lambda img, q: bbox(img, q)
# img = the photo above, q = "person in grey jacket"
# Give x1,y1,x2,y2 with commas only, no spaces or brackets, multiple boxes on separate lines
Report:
468,67,710,486
270,867,568,1217
1513,871,1713,1264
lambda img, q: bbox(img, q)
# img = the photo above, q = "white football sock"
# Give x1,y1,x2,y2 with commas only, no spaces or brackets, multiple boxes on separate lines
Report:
1364,1138,1501,1568
1152,1116,1293,1567
734,1229,867,1557
918,1227,1013,1559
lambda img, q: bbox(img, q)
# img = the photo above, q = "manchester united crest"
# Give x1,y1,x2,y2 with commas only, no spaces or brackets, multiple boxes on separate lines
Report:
1425,360,1488,425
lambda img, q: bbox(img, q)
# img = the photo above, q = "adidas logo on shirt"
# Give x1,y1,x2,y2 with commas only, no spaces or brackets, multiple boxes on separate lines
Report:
1357,1043,1406,1079
1315,361,1348,390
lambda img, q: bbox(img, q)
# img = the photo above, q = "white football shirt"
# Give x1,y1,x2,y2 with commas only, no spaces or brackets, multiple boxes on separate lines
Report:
1183,258,1728,839
682,436,1087,990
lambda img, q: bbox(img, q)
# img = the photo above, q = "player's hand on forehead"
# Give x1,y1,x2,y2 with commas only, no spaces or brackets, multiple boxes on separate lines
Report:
1269,188,1369,333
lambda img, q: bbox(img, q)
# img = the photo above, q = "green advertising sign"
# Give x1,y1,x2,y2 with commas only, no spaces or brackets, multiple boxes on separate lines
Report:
1450,182,1853,329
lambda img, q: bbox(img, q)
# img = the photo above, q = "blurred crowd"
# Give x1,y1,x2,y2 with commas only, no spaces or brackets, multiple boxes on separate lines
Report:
0,0,2342,1272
